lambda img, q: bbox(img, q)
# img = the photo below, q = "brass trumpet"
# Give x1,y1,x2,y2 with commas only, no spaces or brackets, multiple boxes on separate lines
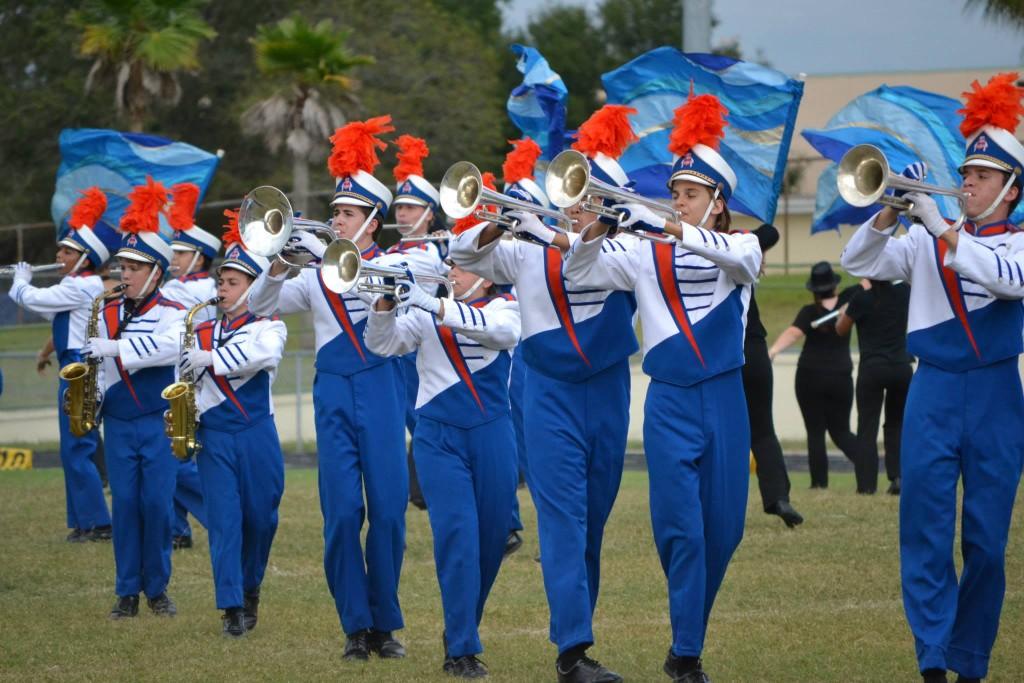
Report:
545,149,677,242
836,144,968,231
440,161,574,241
239,185,341,270
320,238,453,298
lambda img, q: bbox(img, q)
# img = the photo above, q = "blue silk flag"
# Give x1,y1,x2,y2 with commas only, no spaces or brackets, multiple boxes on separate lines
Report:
506,45,568,161
601,47,804,223
51,128,221,239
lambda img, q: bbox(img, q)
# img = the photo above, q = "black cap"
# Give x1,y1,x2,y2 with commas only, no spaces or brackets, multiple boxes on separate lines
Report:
806,261,841,293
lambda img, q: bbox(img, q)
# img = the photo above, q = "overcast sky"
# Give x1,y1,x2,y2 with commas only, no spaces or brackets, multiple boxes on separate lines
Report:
502,0,1023,76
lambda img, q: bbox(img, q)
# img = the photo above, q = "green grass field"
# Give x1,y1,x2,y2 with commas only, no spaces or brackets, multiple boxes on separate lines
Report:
1,469,1022,682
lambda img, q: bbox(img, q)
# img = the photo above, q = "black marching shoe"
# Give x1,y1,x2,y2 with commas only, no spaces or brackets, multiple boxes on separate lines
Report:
343,629,372,661
954,676,981,683
369,629,406,658
243,588,260,631
86,525,112,541
556,655,623,683
66,528,87,543
172,535,193,550
887,477,902,496
664,651,710,682
921,669,947,683
504,530,523,558
766,500,804,528
445,654,489,678
222,607,246,638
147,593,177,617
109,594,139,619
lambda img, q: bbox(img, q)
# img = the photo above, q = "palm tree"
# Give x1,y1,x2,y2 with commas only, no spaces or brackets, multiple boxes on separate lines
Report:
69,0,216,132
965,0,1024,28
241,14,373,216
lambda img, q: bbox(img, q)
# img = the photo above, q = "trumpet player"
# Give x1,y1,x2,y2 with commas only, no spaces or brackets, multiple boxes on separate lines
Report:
562,94,762,683
6,187,120,542
840,73,1024,683
365,261,520,678
449,106,642,683
81,178,187,619
388,134,447,510
247,117,409,661
179,217,286,638
162,182,221,551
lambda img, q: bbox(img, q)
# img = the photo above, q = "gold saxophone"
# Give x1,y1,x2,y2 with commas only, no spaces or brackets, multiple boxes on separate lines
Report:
59,283,127,437
162,297,221,460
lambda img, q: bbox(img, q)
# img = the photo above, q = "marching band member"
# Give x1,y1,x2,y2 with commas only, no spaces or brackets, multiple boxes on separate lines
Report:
501,137,549,555
247,117,409,660
162,182,220,550
82,178,187,619
365,256,520,678
840,73,1024,683
388,134,446,510
7,188,119,541
562,94,762,683
181,215,286,638
449,106,641,683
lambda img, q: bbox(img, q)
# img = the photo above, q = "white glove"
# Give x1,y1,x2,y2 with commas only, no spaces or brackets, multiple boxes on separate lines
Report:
81,338,119,359
180,348,213,376
285,230,327,260
406,281,441,315
613,203,667,233
903,191,949,237
506,211,557,247
13,262,32,284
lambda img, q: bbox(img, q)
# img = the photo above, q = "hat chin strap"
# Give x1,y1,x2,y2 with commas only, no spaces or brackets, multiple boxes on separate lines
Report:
70,252,89,275
697,186,722,229
968,171,1018,223
456,277,486,301
226,282,255,314
183,251,201,277
350,207,380,246
135,265,161,300
404,209,431,237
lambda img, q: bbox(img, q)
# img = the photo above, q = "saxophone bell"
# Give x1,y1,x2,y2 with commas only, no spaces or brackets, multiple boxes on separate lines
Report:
163,296,221,460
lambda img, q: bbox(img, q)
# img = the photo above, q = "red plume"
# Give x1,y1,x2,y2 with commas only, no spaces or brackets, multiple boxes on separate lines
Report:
572,105,638,159
167,183,200,231
959,72,1024,139
120,177,168,234
69,187,107,230
222,208,242,247
668,93,729,156
502,138,542,184
328,115,396,178
452,172,497,234
393,135,430,182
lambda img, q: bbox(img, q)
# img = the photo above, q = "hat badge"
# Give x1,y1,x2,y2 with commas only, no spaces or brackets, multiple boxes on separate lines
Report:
228,246,241,259
402,181,412,193
126,234,138,247
975,135,989,153
681,153,695,168
341,178,353,192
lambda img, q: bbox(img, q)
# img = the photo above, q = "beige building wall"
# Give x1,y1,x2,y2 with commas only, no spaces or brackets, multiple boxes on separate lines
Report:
752,66,1024,273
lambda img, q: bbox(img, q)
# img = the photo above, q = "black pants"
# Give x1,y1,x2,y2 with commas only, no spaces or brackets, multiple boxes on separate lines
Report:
854,362,912,492
794,366,859,488
743,337,792,510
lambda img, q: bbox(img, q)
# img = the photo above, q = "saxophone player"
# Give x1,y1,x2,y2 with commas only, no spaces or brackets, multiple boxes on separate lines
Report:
81,178,187,619
6,187,120,542
176,213,287,638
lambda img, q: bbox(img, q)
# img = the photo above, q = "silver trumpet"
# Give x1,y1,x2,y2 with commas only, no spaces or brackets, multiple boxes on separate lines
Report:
440,161,574,242
321,238,453,298
546,149,677,243
837,144,968,231
239,185,340,270
0,263,62,277
399,231,453,243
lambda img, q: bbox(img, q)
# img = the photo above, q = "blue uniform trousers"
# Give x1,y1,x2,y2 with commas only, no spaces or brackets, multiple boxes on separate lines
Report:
104,412,177,598
196,416,285,609
509,349,527,533
56,352,110,531
414,416,518,657
172,457,206,538
525,359,630,653
900,358,1024,679
644,369,750,658
314,363,408,635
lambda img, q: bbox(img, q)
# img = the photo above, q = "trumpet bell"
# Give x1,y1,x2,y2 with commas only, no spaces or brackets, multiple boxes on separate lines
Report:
440,161,484,219
836,145,890,208
320,239,363,294
239,186,292,257
545,149,591,208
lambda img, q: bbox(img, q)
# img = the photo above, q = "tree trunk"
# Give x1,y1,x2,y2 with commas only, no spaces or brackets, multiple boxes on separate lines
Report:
292,154,310,217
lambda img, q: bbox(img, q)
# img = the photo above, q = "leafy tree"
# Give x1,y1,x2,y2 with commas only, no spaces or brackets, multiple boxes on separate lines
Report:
68,0,217,132
242,14,373,215
965,0,1024,28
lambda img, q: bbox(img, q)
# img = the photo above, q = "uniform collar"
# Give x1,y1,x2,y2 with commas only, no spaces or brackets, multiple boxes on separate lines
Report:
964,218,1018,237
222,311,256,331
361,244,383,260
178,270,210,282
